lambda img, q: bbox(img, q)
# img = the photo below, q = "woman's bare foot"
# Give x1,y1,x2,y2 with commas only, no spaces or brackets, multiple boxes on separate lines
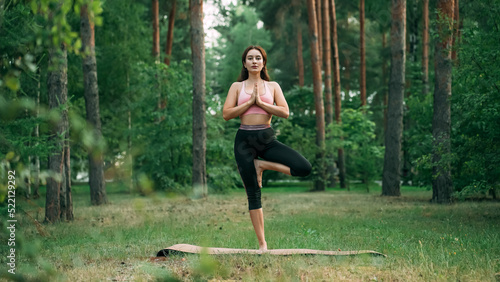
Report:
254,159,263,188
258,241,268,253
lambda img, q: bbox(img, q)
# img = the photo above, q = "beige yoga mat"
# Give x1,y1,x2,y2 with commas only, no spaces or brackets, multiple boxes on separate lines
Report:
156,244,386,257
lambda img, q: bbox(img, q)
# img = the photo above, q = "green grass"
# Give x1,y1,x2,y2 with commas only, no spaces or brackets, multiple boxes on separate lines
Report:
4,182,500,281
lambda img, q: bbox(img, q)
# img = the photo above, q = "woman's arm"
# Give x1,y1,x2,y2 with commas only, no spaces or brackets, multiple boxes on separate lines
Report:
256,82,289,119
222,82,255,121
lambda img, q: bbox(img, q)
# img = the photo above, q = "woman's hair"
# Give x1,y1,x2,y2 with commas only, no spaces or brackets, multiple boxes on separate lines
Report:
237,45,271,82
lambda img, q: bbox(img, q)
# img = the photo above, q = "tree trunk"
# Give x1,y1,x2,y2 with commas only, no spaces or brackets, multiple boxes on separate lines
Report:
307,0,326,191
152,0,162,119
383,31,388,132
432,0,454,203
165,0,176,65
46,43,71,223
297,26,305,87
323,0,332,127
152,0,160,61
81,3,108,206
316,0,323,70
359,0,366,108
330,0,346,189
382,0,406,197
322,0,336,186
422,0,429,95
190,0,207,197
293,0,304,87
62,134,73,221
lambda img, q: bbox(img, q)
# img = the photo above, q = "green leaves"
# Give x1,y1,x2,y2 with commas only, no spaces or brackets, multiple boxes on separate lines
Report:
450,0,500,198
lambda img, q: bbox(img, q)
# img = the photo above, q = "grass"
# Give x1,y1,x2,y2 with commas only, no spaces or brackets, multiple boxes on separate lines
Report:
3,182,500,281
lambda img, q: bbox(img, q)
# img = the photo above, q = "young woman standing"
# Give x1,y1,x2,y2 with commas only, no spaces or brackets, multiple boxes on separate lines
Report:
223,46,312,252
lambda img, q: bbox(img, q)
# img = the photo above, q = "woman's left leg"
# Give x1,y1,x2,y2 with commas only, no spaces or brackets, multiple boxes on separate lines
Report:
256,140,312,186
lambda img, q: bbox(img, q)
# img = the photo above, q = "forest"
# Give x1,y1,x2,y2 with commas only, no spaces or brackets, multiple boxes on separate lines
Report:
0,0,500,280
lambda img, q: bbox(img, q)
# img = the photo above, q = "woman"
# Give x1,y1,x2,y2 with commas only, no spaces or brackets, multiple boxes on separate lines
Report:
222,46,312,252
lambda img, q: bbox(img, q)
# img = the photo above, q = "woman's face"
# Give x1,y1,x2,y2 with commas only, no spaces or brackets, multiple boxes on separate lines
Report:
244,49,265,74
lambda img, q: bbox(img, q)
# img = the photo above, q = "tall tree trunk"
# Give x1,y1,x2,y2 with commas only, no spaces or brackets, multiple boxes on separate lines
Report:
297,26,305,87
307,0,326,191
81,2,108,206
46,44,71,223
190,0,207,197
293,0,304,87
323,0,333,128
165,0,176,65
432,0,454,203
152,0,162,120
382,0,406,197
316,0,323,70
330,0,346,189
383,31,388,132
152,0,160,61
359,0,367,108
422,0,429,95
323,0,335,186
62,132,73,221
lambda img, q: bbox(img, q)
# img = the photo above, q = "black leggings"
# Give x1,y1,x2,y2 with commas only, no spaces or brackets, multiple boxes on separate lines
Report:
234,127,312,210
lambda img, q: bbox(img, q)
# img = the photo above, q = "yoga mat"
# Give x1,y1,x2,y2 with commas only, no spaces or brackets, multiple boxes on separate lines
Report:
156,244,386,257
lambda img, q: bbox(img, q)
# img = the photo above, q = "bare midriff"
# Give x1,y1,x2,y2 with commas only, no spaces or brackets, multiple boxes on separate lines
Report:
240,114,272,125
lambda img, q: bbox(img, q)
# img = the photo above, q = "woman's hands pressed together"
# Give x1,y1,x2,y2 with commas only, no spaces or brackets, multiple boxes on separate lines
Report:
253,82,264,107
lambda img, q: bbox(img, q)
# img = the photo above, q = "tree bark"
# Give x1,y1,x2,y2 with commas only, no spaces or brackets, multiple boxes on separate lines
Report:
165,0,176,65
382,0,406,197
46,43,71,223
422,0,429,95
152,0,160,61
323,0,332,128
383,31,388,132
297,26,305,87
293,0,304,87
81,2,108,206
190,0,207,197
316,0,323,70
323,0,336,186
152,0,162,119
61,133,73,221
359,0,366,108
330,0,346,189
432,0,454,203
307,0,326,191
